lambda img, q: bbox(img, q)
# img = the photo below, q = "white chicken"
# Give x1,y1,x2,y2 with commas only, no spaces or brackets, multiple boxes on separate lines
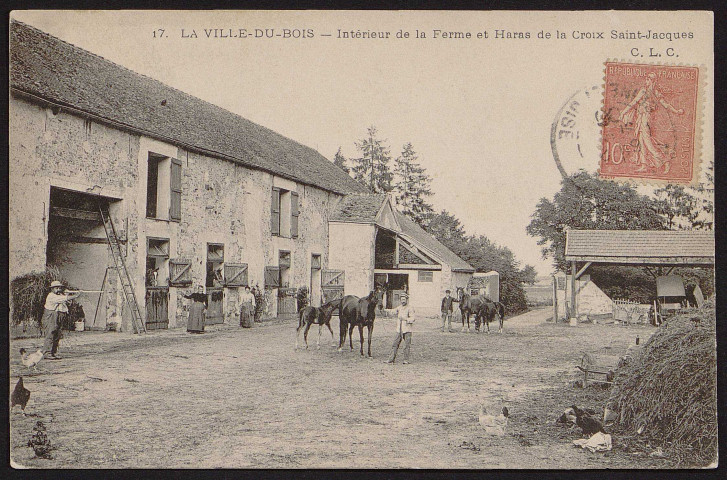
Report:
19,348,44,373
479,405,509,435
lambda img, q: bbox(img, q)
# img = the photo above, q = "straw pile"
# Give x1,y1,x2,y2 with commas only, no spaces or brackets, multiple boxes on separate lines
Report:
608,302,717,466
10,266,63,327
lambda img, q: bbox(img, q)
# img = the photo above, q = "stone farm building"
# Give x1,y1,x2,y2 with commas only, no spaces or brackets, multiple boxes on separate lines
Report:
9,21,475,332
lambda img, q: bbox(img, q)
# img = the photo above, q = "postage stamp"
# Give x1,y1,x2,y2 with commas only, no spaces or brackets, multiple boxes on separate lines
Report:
600,62,700,185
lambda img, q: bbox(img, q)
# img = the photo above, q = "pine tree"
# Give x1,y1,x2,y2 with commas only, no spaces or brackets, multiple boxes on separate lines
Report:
351,126,393,193
332,147,349,174
393,143,434,226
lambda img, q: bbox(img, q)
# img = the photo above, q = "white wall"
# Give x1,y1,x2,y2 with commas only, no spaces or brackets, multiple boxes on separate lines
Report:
328,222,375,297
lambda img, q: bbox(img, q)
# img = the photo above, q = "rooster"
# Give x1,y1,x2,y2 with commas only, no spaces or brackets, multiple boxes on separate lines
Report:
479,405,509,435
571,405,606,436
19,348,44,373
11,377,31,415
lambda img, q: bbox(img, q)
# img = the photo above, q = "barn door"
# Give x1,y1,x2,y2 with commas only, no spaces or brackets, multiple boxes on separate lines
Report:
145,287,169,330
322,269,345,303
206,287,224,324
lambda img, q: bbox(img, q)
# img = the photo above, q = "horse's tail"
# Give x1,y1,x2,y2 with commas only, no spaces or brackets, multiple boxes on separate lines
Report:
496,302,505,320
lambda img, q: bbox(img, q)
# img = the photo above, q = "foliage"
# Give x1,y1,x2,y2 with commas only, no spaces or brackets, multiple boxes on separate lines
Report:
332,146,349,174
653,160,714,230
351,126,393,193
251,284,266,321
392,142,434,226
526,171,667,271
10,266,63,327
296,286,309,311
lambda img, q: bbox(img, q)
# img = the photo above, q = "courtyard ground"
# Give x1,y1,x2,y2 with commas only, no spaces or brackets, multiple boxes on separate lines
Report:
9,308,670,469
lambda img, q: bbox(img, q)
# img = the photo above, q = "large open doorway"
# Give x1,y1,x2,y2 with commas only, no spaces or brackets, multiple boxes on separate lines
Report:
375,272,409,309
46,187,124,331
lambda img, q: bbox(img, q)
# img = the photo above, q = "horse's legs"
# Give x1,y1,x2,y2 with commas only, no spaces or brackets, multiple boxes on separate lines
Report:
317,324,323,349
303,322,312,349
358,324,364,356
367,324,374,358
326,321,336,346
295,323,301,350
349,324,355,351
338,320,347,352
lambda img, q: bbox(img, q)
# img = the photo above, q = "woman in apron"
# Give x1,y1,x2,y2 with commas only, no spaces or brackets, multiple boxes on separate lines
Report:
184,285,207,333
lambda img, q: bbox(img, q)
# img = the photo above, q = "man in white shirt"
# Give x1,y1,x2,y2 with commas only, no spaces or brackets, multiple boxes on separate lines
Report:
42,281,82,359
386,293,415,364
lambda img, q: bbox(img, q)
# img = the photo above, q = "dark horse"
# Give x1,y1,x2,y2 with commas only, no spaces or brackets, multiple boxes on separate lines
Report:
338,286,385,357
476,300,506,333
295,299,342,350
456,287,491,332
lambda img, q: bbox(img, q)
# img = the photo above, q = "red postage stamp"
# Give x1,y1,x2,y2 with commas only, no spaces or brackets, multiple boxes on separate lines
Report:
600,62,700,184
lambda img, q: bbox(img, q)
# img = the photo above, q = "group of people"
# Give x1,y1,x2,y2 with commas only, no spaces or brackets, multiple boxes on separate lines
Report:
183,284,258,333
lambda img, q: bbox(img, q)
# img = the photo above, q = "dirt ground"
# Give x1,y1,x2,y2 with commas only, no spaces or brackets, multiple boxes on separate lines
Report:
10,308,672,469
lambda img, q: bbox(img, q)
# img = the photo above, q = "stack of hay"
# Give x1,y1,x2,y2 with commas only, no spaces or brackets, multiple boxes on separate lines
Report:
10,266,63,328
607,302,717,466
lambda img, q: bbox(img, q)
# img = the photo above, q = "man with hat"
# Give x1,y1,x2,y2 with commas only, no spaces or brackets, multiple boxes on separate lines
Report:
441,289,455,333
385,292,415,364
41,281,82,359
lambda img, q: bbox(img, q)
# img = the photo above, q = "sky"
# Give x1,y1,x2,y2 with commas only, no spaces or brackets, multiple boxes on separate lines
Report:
11,10,714,276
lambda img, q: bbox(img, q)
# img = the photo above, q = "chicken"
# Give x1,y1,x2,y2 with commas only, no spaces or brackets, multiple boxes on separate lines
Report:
19,348,44,373
11,377,31,415
28,421,53,459
571,405,606,436
479,405,509,435
557,407,578,424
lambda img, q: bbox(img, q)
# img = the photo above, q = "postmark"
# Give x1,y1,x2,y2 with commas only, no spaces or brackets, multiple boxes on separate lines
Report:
600,62,700,185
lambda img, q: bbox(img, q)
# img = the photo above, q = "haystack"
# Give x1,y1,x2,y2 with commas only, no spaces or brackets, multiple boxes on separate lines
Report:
608,302,717,466
10,266,63,327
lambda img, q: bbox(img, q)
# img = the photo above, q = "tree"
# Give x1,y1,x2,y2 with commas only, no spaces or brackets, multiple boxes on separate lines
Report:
520,265,538,285
351,126,393,193
653,184,699,230
332,147,349,174
393,143,434,226
425,211,467,252
527,171,667,271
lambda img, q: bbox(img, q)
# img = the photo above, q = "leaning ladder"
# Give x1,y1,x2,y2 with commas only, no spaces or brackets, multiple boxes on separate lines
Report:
98,205,147,334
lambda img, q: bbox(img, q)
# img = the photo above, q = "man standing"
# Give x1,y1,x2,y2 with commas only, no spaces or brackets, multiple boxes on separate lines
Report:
441,289,454,332
386,293,415,365
42,281,81,359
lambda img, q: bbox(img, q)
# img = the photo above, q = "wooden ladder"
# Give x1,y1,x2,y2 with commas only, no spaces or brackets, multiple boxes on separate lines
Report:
99,205,146,334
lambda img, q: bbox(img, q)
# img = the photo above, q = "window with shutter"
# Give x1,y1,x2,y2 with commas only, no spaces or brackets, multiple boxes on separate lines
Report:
291,191,299,238
271,187,280,236
169,259,193,287
224,263,248,287
170,158,182,222
264,266,281,288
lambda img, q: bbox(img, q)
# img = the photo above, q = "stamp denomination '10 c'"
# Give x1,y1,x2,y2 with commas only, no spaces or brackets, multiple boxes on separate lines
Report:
600,62,699,185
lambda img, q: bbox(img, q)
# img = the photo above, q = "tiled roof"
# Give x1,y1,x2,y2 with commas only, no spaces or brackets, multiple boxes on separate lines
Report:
9,21,368,195
565,230,715,262
329,194,387,223
395,212,475,273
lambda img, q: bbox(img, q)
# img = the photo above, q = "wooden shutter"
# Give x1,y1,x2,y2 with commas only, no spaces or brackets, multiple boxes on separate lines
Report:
291,191,299,238
264,266,281,288
170,158,182,222
224,263,248,287
271,187,280,236
169,259,192,287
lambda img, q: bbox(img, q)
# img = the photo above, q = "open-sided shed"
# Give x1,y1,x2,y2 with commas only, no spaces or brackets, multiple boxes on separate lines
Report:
563,229,715,318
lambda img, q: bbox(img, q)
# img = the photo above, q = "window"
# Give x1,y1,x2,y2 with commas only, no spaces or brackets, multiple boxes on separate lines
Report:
279,250,291,287
271,187,299,238
146,153,181,222
169,259,193,287
146,237,169,286
265,266,281,288
418,271,434,283
224,263,249,287
311,254,322,270
206,243,224,287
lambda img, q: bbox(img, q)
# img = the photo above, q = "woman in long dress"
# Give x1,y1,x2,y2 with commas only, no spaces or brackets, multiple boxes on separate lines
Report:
184,285,207,333
239,286,256,328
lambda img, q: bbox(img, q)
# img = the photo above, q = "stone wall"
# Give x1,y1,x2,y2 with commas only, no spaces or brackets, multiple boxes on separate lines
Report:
10,95,341,331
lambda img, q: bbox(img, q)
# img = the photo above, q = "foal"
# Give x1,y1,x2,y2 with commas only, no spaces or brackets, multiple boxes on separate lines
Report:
295,299,342,350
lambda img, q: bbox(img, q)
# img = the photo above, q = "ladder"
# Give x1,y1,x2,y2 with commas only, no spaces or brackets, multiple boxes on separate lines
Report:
98,205,146,334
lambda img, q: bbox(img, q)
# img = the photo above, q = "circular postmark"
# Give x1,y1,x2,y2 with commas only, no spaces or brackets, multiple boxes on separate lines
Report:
550,85,604,179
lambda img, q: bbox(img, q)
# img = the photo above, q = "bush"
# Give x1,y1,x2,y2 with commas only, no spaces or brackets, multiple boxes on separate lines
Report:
10,267,63,327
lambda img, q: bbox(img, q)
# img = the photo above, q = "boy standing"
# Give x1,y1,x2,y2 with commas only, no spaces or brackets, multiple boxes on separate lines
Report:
441,289,454,332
